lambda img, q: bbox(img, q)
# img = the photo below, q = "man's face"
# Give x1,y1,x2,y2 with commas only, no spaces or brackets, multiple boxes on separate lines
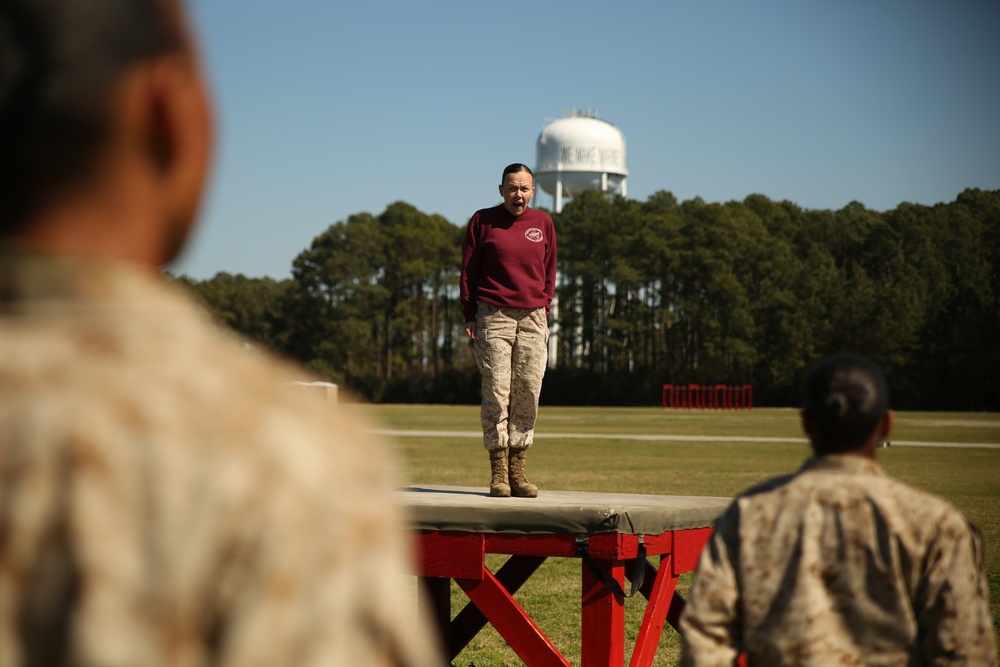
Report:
499,171,535,217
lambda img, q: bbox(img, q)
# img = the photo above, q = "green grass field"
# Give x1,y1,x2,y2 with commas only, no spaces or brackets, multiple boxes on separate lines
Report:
357,405,1000,666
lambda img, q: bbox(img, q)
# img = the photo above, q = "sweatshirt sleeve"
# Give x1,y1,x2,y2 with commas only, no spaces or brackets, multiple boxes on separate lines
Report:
459,215,479,323
543,215,557,318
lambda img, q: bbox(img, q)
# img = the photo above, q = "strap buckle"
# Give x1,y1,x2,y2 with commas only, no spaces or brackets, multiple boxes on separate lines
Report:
576,535,648,599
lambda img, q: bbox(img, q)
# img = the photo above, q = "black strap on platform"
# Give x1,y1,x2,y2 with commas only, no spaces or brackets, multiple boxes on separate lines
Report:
576,538,647,599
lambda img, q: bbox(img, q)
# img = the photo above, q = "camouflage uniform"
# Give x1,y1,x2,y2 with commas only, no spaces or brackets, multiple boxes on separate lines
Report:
680,454,996,666
473,303,548,451
0,252,441,667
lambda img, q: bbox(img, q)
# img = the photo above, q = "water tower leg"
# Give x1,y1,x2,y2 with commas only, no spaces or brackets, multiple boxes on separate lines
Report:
555,177,564,214
620,178,627,198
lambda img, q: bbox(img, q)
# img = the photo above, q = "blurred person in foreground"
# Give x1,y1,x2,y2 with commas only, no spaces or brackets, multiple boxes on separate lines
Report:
679,353,996,665
460,163,556,498
0,1,440,665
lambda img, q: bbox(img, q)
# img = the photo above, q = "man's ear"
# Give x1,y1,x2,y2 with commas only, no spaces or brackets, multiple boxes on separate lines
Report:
140,54,214,261
146,67,174,174
801,411,823,454
878,410,894,443
145,55,212,194
800,411,815,440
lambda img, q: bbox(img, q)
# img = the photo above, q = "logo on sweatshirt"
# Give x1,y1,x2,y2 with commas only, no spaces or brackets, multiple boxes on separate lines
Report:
525,228,544,243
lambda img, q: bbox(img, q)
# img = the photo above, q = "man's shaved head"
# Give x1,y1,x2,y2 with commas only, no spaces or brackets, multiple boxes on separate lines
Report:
0,0,186,229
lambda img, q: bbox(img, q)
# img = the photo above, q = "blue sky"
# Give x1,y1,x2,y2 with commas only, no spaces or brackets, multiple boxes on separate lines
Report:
172,0,1000,280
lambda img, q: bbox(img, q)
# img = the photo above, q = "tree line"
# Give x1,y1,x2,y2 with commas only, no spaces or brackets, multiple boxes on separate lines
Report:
173,188,1000,410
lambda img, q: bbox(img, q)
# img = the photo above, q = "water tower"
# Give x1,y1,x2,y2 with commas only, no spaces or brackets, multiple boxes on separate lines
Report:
535,108,628,213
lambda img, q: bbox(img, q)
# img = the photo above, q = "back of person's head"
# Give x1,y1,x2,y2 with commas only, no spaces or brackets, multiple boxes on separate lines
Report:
802,353,889,454
0,0,184,231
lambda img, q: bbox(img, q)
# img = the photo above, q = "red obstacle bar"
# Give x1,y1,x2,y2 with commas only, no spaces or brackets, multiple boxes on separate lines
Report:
662,384,753,410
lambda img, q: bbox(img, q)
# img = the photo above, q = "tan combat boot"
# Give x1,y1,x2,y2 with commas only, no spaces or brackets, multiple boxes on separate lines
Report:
489,448,510,497
508,448,538,498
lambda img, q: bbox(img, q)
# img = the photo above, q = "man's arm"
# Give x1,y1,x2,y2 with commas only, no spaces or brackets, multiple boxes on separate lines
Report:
915,514,997,665
679,505,743,666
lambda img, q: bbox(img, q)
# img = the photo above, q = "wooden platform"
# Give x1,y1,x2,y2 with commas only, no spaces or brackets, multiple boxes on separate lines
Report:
399,485,732,667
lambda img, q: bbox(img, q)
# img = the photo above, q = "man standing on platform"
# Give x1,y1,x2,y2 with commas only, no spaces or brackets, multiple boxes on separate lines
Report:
460,163,557,498
0,1,440,664
679,353,996,665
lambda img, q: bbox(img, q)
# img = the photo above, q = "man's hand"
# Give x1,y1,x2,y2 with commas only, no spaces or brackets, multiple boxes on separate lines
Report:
464,321,477,340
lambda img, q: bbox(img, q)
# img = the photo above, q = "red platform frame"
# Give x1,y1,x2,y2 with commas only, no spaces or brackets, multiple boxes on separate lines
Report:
414,526,713,666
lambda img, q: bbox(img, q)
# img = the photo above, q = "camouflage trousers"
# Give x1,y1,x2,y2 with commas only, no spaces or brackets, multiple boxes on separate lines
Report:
473,303,548,451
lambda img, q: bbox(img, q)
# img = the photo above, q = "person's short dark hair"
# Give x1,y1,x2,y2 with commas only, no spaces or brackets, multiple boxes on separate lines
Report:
501,163,533,184
803,353,889,454
0,0,184,231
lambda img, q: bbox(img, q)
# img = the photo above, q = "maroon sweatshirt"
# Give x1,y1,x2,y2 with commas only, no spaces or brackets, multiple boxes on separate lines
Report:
460,204,557,323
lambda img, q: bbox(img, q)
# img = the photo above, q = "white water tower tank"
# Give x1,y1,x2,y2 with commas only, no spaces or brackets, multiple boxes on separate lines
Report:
536,108,628,213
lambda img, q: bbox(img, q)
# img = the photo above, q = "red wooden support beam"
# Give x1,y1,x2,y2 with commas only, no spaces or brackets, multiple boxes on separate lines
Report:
629,554,678,667
672,527,712,575
641,531,673,555
448,555,547,659
582,557,626,666
417,531,485,579
457,568,572,667
485,533,578,558
417,576,451,657
587,531,639,559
